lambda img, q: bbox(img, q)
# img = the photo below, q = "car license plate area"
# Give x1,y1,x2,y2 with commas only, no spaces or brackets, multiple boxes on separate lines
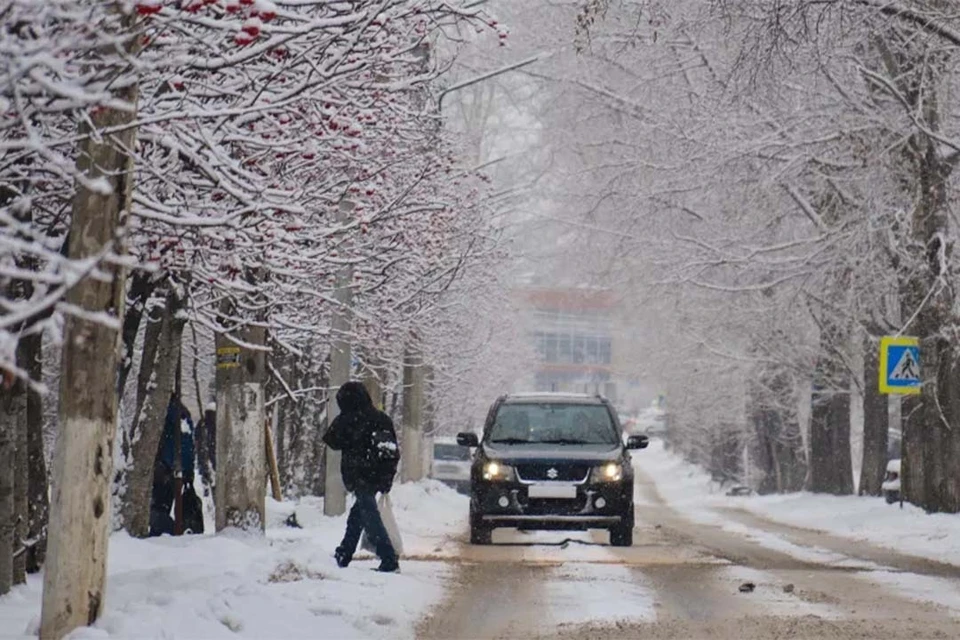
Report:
528,483,577,499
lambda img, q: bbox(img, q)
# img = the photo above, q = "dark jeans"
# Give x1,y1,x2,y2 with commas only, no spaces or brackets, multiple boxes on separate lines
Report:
339,491,398,566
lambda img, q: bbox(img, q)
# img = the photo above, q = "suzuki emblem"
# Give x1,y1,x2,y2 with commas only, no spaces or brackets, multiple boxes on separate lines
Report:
546,468,559,479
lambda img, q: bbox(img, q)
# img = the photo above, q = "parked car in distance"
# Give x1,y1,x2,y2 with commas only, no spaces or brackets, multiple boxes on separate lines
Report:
429,436,473,493
882,459,901,504
457,392,648,547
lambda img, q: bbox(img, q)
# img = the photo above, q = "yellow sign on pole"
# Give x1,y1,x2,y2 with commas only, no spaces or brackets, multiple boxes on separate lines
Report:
216,346,241,369
879,336,921,395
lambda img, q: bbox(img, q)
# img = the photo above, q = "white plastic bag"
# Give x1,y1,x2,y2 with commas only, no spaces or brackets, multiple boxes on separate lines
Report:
360,494,404,556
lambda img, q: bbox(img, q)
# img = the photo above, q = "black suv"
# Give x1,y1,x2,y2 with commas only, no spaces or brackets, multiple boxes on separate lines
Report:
457,393,648,547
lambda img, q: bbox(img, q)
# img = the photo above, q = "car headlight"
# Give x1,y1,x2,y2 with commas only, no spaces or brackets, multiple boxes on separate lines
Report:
482,460,515,481
591,462,623,483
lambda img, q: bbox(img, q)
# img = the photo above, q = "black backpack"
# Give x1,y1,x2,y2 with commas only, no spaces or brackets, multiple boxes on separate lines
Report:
369,422,400,490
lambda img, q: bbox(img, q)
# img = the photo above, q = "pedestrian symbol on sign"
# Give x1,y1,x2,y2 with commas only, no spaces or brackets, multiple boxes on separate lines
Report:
889,348,919,381
879,336,921,395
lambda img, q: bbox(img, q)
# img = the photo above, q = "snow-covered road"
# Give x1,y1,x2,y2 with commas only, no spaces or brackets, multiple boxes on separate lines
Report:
4,441,960,639
419,464,960,639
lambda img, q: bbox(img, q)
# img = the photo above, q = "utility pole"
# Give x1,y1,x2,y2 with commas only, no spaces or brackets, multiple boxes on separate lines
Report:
323,200,354,516
400,342,425,482
214,322,266,532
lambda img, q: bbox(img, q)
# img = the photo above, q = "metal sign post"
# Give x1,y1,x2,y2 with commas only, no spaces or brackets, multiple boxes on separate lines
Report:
879,336,920,510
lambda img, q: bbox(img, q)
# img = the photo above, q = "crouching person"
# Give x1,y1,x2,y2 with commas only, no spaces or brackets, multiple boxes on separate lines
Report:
323,381,401,573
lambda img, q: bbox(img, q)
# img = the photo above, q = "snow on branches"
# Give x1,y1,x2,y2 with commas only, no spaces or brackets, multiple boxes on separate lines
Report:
1,0,501,385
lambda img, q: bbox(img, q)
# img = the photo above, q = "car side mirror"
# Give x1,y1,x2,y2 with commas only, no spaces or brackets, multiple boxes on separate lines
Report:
626,434,649,450
457,432,480,448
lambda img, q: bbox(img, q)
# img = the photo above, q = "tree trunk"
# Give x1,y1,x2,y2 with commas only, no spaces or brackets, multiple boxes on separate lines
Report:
118,288,185,537
808,316,854,496
401,343,425,483
890,41,960,514
809,387,853,494
20,346,47,578
749,403,777,495
12,364,27,585
323,207,353,514
859,337,889,496
899,153,958,512
116,271,157,400
310,375,329,497
901,394,924,505
919,335,960,512
774,413,807,492
22,332,48,573
748,370,806,494
40,75,138,640
0,382,20,596
215,325,266,532
196,406,217,497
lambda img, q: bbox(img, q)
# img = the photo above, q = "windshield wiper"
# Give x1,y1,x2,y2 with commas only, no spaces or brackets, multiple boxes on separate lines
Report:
489,437,531,444
539,438,591,445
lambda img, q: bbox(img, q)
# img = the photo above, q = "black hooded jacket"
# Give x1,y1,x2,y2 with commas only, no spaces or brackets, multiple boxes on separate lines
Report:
322,381,399,493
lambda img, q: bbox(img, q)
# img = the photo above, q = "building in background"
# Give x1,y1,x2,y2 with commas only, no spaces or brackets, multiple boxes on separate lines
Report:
522,288,618,401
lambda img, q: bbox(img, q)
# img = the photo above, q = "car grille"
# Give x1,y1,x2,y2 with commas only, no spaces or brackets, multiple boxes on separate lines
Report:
516,464,590,483
522,498,589,515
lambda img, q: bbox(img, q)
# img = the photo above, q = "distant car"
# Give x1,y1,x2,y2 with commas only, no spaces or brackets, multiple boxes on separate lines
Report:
882,459,901,504
429,437,472,493
457,392,648,547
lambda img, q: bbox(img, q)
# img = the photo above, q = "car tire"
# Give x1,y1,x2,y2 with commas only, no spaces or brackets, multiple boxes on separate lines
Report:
609,524,633,547
609,509,634,547
469,509,492,545
470,523,492,545
884,491,899,505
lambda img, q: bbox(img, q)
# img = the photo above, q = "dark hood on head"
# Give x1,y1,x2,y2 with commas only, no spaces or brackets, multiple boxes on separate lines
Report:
337,381,373,413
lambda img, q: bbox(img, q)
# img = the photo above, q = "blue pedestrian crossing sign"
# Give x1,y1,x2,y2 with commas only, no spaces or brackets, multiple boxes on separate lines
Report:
879,336,921,395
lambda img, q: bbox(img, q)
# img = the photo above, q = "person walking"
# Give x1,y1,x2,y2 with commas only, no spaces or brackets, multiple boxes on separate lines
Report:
149,396,197,537
323,381,401,573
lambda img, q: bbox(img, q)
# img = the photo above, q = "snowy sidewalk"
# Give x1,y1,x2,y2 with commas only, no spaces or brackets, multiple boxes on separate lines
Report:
0,481,468,640
637,439,960,568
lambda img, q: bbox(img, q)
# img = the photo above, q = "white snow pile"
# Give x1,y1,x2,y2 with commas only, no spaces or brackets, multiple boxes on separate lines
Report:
0,480,468,640
638,439,960,567
633,439,727,515
737,490,960,567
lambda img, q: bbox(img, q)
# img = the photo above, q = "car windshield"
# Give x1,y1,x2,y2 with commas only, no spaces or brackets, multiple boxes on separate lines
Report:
434,443,471,461
487,403,619,445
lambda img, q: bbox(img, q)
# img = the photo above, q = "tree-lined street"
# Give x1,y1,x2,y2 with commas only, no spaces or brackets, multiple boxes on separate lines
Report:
6,1,960,638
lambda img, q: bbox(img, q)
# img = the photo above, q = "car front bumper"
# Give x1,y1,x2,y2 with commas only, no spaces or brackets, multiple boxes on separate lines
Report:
472,479,632,529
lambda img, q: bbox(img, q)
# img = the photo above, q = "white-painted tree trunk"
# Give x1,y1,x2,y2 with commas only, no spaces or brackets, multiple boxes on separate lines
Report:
401,346,425,483
41,417,114,636
215,383,266,531
214,325,266,533
323,200,353,516
39,33,137,636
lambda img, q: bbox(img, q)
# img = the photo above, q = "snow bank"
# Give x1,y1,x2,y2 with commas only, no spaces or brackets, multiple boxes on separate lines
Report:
633,438,727,524
637,439,960,567
738,492,960,567
0,480,468,640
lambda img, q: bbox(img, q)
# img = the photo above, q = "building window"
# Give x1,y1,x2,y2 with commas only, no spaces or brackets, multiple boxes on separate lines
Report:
599,338,611,364
585,336,599,363
544,334,558,362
